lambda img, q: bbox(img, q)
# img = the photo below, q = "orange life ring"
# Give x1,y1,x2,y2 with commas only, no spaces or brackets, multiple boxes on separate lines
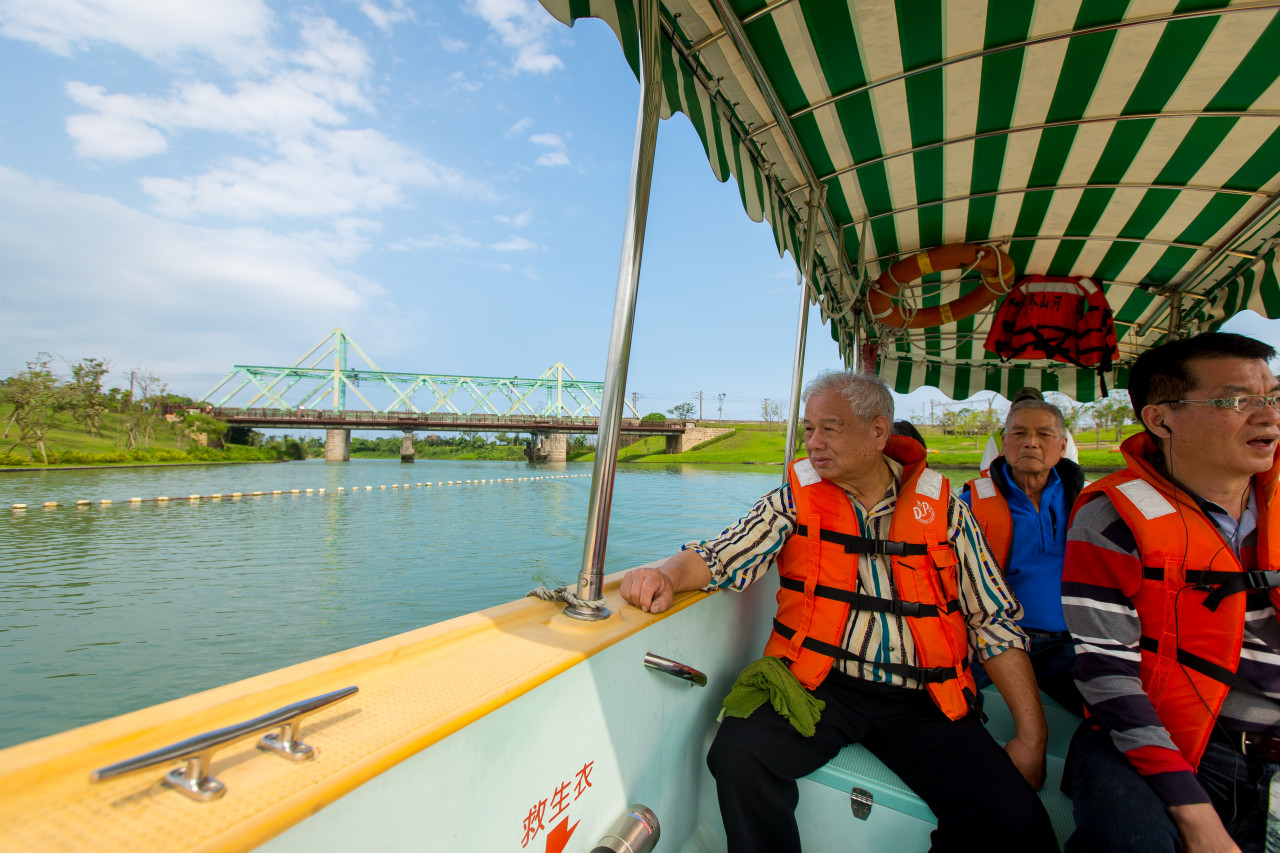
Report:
868,243,1016,329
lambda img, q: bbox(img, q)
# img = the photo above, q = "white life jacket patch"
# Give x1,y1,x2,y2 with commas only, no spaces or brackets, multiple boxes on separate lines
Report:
912,500,937,525
915,468,944,500
974,478,998,500
1115,478,1176,520
794,458,822,487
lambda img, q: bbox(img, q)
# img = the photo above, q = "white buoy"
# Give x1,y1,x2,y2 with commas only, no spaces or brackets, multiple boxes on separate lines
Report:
76,500,90,506
11,504,26,510
100,499,112,505
130,497,142,503
156,496,169,502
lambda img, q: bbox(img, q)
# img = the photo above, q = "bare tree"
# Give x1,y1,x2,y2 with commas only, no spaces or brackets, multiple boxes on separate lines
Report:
122,369,167,449
761,398,782,431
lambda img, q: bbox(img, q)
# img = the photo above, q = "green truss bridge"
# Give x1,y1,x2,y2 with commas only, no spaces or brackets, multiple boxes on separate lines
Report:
203,329,723,462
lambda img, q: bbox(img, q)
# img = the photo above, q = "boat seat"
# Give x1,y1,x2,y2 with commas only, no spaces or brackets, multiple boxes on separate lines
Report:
802,686,1078,847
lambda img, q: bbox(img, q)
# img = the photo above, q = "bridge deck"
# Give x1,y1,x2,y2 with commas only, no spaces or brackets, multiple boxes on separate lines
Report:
210,408,688,433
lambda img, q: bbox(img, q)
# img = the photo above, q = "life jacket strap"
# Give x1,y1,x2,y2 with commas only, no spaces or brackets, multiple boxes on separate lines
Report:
1140,567,1280,612
772,619,963,685
1138,635,1278,702
794,523,928,557
778,576,959,617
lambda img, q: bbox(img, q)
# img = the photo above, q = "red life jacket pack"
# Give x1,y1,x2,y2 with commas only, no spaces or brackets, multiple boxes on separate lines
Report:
983,275,1120,389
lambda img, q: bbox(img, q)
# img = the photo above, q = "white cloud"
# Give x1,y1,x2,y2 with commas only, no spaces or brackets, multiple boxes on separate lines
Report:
0,0,276,72
63,17,372,161
0,166,378,387
390,233,481,251
466,0,563,73
506,116,533,137
357,0,415,33
490,236,537,251
65,109,168,160
529,131,568,167
534,150,569,168
529,132,562,147
448,70,482,92
440,36,468,52
496,210,531,227
55,14,491,220
141,129,484,219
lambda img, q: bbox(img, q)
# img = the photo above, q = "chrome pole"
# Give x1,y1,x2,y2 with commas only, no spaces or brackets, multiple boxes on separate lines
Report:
782,192,822,477
568,0,662,621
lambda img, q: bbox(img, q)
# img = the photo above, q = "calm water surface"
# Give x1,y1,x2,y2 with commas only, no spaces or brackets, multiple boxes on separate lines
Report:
0,459,790,748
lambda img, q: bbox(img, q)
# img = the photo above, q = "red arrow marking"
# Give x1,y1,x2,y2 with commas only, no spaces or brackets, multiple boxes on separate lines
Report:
544,816,579,853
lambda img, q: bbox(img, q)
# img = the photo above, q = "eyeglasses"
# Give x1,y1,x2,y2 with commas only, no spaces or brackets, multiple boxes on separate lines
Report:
1158,395,1280,413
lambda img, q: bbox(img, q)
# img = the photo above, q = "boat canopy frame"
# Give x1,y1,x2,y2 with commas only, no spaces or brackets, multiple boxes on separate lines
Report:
539,0,1280,405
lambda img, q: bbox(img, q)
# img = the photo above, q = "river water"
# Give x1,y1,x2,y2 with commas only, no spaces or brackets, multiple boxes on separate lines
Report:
0,459,977,750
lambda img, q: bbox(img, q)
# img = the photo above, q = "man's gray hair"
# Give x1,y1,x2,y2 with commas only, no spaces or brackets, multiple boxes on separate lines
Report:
801,371,894,422
1005,399,1066,435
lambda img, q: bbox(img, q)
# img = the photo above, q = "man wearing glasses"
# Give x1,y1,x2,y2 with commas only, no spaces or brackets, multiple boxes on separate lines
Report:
1063,332,1280,853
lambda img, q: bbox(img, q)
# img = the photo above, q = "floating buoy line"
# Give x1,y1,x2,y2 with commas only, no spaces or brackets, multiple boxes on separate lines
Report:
9,474,591,511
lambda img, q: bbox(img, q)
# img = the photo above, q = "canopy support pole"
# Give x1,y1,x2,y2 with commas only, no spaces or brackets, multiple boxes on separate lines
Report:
567,0,662,622
783,191,822,476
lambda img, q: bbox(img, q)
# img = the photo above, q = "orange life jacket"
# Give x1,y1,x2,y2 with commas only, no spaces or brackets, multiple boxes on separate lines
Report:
966,474,1014,568
762,435,977,720
984,275,1119,392
964,458,1086,569
1073,433,1280,767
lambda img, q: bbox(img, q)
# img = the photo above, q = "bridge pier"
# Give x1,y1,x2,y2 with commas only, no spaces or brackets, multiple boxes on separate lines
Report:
324,429,351,462
525,431,567,463
401,432,415,463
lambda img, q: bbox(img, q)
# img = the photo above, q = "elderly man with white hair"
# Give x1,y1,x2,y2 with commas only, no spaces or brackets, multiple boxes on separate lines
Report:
620,371,1055,853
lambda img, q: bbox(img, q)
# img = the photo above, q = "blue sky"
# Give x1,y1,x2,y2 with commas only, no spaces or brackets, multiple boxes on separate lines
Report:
2,0,1277,424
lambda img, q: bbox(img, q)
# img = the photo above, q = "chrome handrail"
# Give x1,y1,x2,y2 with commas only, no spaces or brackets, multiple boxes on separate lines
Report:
91,686,358,802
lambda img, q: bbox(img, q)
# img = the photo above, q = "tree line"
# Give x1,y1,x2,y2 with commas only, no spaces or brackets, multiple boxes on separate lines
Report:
0,354,225,463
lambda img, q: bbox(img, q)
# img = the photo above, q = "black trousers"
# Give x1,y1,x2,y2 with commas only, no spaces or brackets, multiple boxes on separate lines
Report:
706,668,1058,853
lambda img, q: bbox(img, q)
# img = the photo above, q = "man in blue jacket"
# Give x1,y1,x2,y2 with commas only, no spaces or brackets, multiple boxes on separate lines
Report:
963,393,1085,714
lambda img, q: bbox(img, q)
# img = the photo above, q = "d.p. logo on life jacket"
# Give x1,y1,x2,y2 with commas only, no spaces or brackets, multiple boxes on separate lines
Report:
983,275,1120,391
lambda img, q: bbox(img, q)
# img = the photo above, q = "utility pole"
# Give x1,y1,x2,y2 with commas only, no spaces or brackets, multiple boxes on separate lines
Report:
698,391,703,420
632,391,639,414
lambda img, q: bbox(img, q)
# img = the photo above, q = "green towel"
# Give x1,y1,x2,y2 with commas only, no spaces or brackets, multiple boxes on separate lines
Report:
720,656,825,737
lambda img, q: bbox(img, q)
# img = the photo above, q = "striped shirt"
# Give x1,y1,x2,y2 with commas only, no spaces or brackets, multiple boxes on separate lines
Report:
683,458,1029,691
1064,489,1280,807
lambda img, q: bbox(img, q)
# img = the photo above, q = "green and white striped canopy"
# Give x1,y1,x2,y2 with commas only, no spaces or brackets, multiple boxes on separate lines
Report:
539,0,1280,401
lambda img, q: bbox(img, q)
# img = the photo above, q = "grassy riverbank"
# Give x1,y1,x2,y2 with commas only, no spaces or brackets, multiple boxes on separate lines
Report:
1,400,1142,471
575,421,1142,471
0,403,286,468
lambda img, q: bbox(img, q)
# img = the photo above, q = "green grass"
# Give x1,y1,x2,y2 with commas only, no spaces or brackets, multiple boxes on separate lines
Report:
573,420,1140,471
576,423,789,465
0,403,284,468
